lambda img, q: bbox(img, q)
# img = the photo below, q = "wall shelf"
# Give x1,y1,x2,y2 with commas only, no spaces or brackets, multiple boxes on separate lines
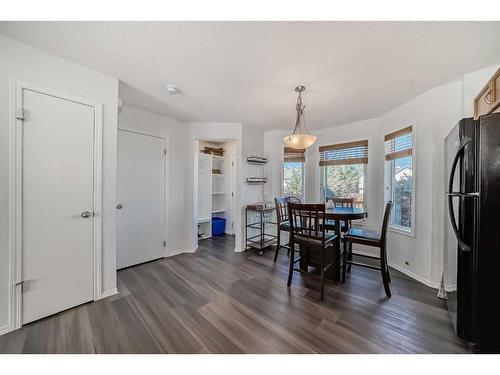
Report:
212,192,226,195
247,156,268,164
212,209,226,214
246,177,266,184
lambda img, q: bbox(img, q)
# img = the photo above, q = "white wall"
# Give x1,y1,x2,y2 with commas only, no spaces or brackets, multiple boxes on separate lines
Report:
0,35,119,330
118,104,193,254
263,63,499,289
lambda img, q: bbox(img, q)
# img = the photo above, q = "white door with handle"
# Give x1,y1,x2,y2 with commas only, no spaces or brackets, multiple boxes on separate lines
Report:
21,88,95,324
117,130,166,269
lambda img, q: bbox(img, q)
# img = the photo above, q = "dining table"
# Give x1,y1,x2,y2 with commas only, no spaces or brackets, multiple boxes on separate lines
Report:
323,206,368,282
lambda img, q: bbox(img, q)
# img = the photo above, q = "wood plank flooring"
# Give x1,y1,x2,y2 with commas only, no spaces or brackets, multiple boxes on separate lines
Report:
0,235,471,353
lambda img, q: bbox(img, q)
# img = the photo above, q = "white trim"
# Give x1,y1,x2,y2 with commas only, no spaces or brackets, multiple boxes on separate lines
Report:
167,248,197,257
93,103,103,301
388,261,440,289
99,288,119,300
118,126,166,140
8,79,103,333
116,128,170,257
0,325,9,336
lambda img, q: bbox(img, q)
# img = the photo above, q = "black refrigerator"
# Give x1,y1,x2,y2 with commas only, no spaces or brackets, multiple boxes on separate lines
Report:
444,112,500,353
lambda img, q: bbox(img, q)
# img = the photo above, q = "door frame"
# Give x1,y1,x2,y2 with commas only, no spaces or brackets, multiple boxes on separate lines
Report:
8,79,104,332
116,127,169,259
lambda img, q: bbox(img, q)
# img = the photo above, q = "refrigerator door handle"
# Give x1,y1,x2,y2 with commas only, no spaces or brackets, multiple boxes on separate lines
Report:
447,137,472,252
446,192,480,198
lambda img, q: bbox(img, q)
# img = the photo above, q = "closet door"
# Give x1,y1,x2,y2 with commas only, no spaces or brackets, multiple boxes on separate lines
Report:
116,130,166,269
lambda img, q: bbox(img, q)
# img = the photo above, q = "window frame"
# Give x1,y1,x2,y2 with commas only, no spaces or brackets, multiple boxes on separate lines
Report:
282,160,306,201
384,128,416,237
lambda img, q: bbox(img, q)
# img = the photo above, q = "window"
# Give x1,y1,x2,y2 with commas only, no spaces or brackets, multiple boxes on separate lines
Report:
384,126,414,233
283,147,305,200
319,140,368,208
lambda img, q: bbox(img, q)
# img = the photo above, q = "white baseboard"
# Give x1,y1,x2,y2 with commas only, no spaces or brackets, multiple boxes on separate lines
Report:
167,248,196,257
0,325,9,336
388,262,440,289
351,248,440,290
100,288,118,299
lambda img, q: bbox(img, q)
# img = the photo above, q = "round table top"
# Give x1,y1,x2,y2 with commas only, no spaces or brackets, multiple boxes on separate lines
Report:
324,206,367,220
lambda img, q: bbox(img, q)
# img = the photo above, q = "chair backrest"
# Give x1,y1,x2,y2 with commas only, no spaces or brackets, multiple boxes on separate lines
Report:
274,196,289,224
380,201,393,243
275,196,302,224
326,197,354,208
287,202,326,244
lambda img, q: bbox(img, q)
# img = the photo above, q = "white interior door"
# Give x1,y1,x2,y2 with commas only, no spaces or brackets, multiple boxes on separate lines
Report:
22,89,95,325
117,130,166,269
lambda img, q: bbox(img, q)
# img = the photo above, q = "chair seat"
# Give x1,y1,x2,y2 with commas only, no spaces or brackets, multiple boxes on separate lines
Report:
293,231,337,248
344,228,380,242
279,221,291,231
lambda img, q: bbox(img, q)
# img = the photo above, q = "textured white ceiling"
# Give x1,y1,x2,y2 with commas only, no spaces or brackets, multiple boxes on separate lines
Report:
1,21,500,130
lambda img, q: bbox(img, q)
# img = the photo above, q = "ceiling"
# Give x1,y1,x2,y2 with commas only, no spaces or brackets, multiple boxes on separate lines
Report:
1,21,500,130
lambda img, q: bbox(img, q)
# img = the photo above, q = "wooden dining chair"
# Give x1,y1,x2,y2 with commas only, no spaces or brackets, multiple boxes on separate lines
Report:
287,202,338,301
343,201,393,297
273,196,301,262
324,197,354,234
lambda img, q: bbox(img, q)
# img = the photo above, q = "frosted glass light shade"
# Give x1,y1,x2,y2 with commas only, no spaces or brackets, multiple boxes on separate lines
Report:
283,133,317,149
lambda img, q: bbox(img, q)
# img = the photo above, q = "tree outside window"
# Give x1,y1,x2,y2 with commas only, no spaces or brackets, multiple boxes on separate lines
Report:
283,162,304,199
324,164,365,207
391,156,412,228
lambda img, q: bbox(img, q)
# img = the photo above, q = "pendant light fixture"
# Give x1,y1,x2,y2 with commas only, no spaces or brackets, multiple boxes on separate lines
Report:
283,85,317,149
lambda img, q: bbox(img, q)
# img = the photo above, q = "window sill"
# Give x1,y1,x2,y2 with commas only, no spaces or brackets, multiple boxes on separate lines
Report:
354,219,370,228
388,225,415,238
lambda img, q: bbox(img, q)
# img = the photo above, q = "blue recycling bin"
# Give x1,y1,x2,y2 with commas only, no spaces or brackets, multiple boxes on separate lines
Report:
212,217,226,236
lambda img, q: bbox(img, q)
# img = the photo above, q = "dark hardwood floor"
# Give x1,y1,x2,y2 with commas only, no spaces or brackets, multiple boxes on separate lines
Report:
0,235,471,353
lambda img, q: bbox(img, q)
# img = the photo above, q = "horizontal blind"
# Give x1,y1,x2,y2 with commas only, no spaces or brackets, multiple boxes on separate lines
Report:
284,147,305,163
319,140,368,166
384,126,412,161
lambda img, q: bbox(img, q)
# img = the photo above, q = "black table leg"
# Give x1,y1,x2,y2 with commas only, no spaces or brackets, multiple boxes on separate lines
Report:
334,219,341,282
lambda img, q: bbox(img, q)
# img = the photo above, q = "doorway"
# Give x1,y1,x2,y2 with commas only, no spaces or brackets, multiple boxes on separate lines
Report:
194,139,239,248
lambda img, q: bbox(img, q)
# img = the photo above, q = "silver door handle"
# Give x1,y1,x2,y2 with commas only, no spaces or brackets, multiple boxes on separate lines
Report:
81,211,91,218
15,280,24,293
116,203,123,210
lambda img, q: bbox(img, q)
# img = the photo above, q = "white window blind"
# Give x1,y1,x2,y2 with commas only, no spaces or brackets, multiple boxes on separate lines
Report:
384,126,412,161
319,140,368,166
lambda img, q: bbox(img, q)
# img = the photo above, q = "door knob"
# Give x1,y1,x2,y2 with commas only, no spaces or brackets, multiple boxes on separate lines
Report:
81,211,91,218
116,203,123,209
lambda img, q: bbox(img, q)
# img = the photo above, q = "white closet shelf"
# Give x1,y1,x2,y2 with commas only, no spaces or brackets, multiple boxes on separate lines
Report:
198,218,211,223
211,155,225,160
212,209,226,213
212,174,225,177
212,192,226,195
